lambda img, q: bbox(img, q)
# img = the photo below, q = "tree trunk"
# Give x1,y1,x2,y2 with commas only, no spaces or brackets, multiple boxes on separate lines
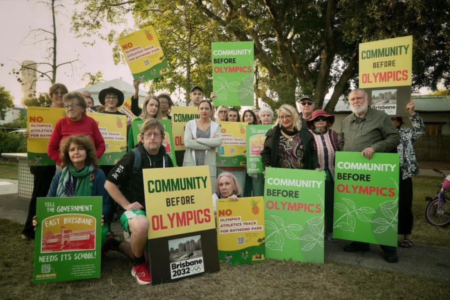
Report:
324,53,358,113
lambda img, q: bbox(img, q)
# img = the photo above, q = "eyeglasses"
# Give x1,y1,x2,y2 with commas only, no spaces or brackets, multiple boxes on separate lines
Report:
219,111,228,114
105,96,118,100
142,132,161,138
314,117,328,122
64,104,80,109
279,115,293,120
301,102,313,106
160,101,169,105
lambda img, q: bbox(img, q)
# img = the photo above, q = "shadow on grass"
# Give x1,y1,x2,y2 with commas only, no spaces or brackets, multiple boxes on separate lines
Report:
0,219,448,300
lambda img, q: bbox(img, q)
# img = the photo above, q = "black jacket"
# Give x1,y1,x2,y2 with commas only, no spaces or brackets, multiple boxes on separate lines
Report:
261,125,318,170
107,142,173,209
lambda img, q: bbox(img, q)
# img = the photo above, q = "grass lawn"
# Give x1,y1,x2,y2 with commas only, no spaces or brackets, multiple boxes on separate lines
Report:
412,176,450,247
0,219,448,300
0,162,18,180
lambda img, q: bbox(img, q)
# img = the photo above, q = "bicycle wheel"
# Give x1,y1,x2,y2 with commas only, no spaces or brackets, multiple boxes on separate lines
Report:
425,198,450,227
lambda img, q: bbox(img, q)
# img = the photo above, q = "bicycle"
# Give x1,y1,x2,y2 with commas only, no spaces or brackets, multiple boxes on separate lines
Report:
425,169,450,227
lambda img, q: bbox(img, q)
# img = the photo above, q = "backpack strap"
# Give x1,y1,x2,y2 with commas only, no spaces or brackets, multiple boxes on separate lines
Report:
132,148,143,175
164,155,170,168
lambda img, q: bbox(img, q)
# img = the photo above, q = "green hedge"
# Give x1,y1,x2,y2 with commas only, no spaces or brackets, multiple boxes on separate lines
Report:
0,132,27,154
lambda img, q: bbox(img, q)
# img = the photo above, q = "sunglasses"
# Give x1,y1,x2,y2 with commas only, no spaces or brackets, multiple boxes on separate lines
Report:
301,101,313,106
314,117,328,122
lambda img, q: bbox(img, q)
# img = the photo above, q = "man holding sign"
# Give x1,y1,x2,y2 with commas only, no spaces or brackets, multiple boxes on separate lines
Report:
105,119,173,284
340,88,400,263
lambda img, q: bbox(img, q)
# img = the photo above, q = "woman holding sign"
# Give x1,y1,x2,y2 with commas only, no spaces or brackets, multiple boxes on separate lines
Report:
34,135,132,258
22,83,68,240
261,104,318,170
391,99,425,248
128,95,162,151
242,110,258,197
183,100,223,191
47,92,105,166
307,110,340,240
212,172,242,212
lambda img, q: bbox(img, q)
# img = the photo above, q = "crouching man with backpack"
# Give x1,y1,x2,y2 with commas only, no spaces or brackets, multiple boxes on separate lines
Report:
105,119,173,285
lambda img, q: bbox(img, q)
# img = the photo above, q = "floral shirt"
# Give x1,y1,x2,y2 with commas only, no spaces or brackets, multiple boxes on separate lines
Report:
398,113,425,180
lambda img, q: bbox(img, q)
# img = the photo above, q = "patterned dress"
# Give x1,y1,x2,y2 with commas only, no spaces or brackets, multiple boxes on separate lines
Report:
278,134,305,169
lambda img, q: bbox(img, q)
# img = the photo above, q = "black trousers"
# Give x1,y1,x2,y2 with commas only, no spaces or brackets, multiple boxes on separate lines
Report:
22,165,56,238
398,176,414,235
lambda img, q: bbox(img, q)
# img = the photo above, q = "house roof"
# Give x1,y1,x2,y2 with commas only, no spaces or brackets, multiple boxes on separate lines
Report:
411,96,450,112
324,95,450,113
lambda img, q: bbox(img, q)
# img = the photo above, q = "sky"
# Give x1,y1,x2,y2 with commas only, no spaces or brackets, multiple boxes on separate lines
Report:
0,0,135,107
0,0,440,108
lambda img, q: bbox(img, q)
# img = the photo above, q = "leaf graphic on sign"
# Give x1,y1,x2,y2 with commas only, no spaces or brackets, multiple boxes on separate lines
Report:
284,229,300,240
373,226,388,233
266,241,283,251
300,235,316,242
372,199,398,235
238,76,253,100
271,215,284,227
265,216,304,251
287,223,303,231
298,215,324,252
334,197,374,233
301,243,316,252
335,223,354,232
335,203,349,213
342,198,356,210
265,220,277,230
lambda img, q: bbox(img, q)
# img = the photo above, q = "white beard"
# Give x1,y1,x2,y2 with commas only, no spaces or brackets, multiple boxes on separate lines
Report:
350,101,368,115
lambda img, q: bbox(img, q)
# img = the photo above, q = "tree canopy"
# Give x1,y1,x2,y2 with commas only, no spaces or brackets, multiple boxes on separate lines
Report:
72,0,450,111
0,87,14,118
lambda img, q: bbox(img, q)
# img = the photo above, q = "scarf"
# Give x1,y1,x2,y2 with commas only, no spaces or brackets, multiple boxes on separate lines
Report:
56,164,95,197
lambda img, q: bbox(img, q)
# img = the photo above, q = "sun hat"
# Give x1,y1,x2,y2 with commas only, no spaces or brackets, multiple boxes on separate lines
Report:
99,87,125,106
306,109,335,127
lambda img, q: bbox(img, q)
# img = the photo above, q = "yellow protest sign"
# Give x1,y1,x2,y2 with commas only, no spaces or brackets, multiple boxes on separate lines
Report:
118,97,138,120
217,122,247,167
359,35,413,88
118,26,169,81
143,166,215,239
87,113,127,165
27,107,65,166
171,106,200,151
217,197,265,265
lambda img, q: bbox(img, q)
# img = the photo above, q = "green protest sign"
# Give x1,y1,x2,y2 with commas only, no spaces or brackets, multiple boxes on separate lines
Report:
212,41,254,106
246,125,271,174
33,197,102,283
264,168,325,263
334,152,400,247
131,118,177,167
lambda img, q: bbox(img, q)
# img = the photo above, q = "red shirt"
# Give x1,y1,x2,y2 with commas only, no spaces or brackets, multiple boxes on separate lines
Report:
47,114,106,165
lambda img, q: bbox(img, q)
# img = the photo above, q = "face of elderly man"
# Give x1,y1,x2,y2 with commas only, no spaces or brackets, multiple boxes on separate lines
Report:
349,90,369,116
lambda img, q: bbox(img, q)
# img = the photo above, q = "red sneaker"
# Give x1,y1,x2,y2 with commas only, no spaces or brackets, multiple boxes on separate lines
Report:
131,263,152,285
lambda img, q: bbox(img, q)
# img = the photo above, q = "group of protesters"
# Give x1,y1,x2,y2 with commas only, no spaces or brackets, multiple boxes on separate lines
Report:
21,81,425,285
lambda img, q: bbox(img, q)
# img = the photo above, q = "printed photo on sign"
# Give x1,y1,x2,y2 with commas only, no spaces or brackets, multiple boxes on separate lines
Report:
168,235,204,279
371,89,397,115
41,214,96,253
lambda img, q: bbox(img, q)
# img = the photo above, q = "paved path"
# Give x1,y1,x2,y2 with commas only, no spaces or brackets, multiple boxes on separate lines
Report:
1,176,449,282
